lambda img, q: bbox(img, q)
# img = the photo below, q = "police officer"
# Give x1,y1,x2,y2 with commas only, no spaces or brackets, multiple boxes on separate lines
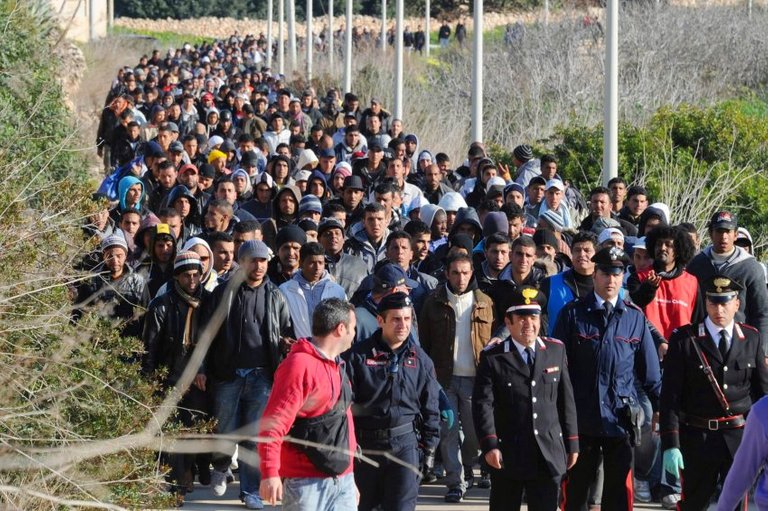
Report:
473,286,579,511
660,275,768,511
344,292,441,511
553,246,662,511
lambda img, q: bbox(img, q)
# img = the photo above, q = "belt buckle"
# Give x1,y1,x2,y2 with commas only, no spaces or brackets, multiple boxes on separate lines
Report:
707,419,719,431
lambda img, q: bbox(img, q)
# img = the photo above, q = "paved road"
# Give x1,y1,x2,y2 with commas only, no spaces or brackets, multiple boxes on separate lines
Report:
180,472,732,510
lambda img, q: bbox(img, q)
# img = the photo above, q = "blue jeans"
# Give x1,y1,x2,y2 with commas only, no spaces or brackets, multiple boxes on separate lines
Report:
211,368,271,496
282,473,357,511
439,375,479,490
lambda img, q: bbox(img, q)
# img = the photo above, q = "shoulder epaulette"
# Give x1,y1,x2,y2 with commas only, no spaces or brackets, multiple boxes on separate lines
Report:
739,322,759,333
623,299,643,312
482,340,508,354
540,336,564,345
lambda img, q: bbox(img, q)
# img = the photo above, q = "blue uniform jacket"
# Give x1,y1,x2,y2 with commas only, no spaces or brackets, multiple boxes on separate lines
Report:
552,292,661,438
343,330,441,450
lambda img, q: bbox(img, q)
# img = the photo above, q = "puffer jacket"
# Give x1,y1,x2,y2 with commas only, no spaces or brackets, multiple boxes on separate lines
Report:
202,278,294,381
142,285,211,386
75,263,149,338
419,284,495,387
343,226,390,273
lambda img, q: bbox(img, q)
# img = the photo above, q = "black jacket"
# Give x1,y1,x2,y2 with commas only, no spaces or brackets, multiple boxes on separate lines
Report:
660,321,768,454
142,286,210,386
473,336,579,478
201,278,294,381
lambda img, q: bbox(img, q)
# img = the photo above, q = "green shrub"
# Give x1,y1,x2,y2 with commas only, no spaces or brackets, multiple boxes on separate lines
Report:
0,1,172,507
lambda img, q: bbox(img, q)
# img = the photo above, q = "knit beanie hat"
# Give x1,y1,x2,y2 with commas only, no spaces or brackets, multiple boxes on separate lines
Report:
513,144,533,162
483,212,508,238
101,234,128,253
174,251,203,275
275,224,307,248
298,194,323,215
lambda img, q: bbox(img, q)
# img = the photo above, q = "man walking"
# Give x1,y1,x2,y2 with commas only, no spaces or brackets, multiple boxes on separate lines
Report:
473,286,579,510
201,240,295,509
259,299,358,510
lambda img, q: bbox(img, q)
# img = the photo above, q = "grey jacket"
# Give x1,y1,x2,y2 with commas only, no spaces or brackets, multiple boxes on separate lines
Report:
687,245,768,349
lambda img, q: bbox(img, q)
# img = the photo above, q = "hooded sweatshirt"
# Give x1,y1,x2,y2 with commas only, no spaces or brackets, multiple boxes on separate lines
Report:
118,175,145,212
687,245,768,348
258,339,356,479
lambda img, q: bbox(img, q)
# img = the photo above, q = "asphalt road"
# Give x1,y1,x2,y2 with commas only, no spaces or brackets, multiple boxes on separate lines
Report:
180,472,733,510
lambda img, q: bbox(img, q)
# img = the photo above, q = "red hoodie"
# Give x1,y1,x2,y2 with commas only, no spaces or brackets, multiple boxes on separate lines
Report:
258,339,357,479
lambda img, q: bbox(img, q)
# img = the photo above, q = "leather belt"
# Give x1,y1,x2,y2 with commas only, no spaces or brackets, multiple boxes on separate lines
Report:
680,413,745,431
357,422,414,441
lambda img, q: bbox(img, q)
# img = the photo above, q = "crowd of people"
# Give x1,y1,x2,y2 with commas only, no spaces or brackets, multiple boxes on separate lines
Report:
81,31,768,511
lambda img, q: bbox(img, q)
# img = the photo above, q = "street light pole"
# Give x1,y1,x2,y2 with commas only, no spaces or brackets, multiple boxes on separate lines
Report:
425,0,430,57
602,0,618,185
471,0,483,142
381,0,387,54
267,0,273,68
344,0,353,93
306,0,313,81
278,0,285,75
328,0,334,72
288,0,297,75
394,0,404,119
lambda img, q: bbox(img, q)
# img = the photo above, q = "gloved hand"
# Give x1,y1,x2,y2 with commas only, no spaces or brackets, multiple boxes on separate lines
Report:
663,448,684,478
438,388,455,429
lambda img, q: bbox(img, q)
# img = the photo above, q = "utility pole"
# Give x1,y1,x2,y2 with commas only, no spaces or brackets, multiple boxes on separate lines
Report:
306,0,313,81
381,0,387,54
602,0,618,184
425,0,430,56
471,0,483,142
278,0,285,75
288,0,297,75
267,0,273,69
328,0,334,72
394,0,404,119
344,0,353,93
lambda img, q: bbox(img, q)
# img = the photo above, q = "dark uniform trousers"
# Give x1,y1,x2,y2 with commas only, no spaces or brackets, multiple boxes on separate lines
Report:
344,332,441,511
355,431,420,511
561,434,634,511
489,456,561,511
660,321,768,511
678,425,741,511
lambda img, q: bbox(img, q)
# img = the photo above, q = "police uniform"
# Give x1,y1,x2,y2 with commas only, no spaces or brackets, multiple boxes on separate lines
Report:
552,247,662,511
473,286,579,511
660,276,768,511
343,293,441,511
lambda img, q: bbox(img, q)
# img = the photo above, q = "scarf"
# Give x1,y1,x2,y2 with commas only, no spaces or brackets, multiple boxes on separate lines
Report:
174,280,202,348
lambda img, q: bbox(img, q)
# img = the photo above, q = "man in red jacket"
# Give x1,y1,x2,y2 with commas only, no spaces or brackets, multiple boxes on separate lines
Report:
259,298,358,510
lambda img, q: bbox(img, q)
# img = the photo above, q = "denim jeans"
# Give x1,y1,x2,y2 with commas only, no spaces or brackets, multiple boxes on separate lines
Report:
211,368,271,495
281,473,357,511
439,375,479,490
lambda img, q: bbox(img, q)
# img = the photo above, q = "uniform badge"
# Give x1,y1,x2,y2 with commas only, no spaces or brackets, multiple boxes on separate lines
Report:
713,277,730,293
544,366,560,373
404,357,418,368
522,288,538,305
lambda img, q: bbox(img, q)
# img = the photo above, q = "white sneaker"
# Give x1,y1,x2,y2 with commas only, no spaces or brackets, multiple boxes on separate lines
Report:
662,493,682,509
634,478,652,503
244,493,265,509
210,470,228,497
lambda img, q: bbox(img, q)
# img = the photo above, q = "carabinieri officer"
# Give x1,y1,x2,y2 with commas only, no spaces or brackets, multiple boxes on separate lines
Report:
344,292,441,511
553,246,662,511
473,286,579,511
660,275,768,511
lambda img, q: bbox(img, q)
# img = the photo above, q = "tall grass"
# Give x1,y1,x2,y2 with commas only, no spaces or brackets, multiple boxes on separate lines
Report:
305,4,768,162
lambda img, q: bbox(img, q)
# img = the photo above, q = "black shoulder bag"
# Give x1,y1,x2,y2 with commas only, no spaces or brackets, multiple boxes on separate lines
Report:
288,363,353,476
